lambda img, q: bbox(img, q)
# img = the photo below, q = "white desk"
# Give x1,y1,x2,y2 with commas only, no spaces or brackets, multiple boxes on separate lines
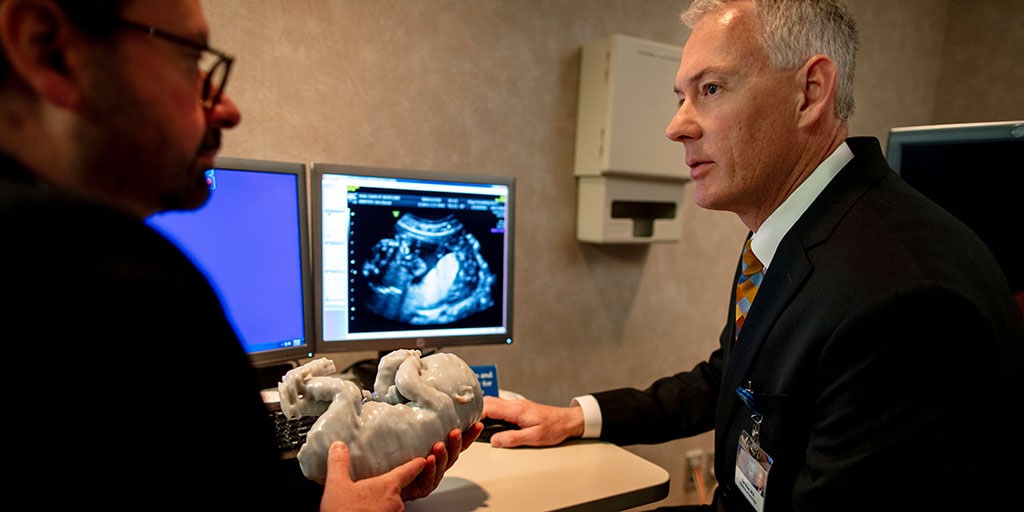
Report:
405,440,670,512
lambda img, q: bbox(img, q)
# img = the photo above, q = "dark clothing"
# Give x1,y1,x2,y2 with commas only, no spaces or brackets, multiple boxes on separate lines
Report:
1,153,319,509
597,138,1024,511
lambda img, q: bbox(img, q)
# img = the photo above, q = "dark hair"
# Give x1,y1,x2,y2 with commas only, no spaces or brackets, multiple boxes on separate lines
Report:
54,0,132,35
1,0,132,80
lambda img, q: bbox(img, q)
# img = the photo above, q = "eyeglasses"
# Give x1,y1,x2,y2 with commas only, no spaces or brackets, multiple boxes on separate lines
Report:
113,18,234,110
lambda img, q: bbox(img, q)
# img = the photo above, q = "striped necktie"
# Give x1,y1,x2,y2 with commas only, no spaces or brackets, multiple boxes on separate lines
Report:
735,238,764,335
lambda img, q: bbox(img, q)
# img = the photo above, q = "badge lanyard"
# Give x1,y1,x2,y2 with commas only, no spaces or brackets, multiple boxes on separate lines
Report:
734,382,773,512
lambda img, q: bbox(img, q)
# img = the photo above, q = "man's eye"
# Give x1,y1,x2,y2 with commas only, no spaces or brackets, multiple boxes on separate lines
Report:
705,83,719,95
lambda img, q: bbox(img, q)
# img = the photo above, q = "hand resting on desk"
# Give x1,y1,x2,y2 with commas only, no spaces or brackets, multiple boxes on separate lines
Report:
481,395,586,448
476,418,520,443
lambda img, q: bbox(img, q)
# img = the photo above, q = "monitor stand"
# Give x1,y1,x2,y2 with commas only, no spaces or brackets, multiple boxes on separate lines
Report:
349,349,439,390
351,356,382,389
254,362,297,390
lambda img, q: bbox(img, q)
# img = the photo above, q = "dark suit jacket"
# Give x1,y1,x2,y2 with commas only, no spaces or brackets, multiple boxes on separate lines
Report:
593,138,1024,512
1,153,320,510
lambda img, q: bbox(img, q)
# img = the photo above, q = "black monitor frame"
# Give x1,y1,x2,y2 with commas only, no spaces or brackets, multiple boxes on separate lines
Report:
885,120,1024,173
885,120,1024,294
308,162,515,358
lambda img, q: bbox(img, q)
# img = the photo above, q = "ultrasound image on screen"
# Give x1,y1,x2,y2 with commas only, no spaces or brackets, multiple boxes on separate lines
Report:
345,191,506,334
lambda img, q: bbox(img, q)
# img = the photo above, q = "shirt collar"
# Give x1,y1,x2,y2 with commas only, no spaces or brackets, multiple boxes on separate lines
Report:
751,141,854,268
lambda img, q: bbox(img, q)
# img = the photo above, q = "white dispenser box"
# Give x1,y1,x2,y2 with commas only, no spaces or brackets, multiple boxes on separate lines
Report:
577,175,687,243
574,34,689,243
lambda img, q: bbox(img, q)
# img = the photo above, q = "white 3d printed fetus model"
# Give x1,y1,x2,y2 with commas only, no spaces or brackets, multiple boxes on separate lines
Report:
277,349,483,484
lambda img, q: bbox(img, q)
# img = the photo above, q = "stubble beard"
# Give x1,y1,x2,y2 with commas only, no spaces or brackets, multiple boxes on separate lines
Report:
76,51,211,216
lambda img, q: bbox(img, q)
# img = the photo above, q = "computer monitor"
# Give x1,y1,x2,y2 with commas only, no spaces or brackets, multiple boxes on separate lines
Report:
885,120,1024,298
309,162,514,367
146,156,315,368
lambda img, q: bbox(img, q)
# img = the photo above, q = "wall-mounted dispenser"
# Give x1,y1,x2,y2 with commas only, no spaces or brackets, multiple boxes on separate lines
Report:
574,34,688,244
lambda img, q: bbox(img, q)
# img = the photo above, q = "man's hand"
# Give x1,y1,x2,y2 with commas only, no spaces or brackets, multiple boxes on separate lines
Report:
320,441,423,512
482,396,585,448
401,422,485,501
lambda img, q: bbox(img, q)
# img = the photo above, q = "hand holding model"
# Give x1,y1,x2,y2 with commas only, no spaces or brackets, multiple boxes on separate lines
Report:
279,350,484,483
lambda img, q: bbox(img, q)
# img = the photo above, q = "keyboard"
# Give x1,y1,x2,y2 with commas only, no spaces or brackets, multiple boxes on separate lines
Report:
268,406,318,458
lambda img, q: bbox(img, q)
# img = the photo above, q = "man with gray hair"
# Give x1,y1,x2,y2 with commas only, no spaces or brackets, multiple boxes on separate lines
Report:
483,1,1024,510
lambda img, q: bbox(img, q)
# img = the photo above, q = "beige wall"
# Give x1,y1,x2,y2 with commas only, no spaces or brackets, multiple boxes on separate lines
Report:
201,0,1024,507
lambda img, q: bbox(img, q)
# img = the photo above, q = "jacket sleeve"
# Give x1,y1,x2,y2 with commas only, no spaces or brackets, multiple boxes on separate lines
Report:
592,329,726,445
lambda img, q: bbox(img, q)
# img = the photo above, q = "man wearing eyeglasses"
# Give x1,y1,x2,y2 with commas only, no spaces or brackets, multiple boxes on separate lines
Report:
0,1,479,510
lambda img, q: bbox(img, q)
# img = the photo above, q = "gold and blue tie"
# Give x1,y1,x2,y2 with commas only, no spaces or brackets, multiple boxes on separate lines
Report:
735,238,764,335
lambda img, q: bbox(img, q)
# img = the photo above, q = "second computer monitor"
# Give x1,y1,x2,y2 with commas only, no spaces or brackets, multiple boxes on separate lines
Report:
309,162,514,355
886,120,1023,297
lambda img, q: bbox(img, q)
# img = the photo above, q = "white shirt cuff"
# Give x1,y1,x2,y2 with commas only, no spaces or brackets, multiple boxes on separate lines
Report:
570,394,602,438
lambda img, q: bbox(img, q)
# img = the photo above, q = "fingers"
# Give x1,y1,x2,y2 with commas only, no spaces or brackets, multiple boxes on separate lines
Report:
483,395,534,423
430,442,446,484
400,432,459,502
323,429,473,505
399,452,438,501
324,441,354,486
489,426,552,448
421,429,465,487
482,395,505,420
445,429,462,468
489,416,573,448
489,428,521,448
390,456,429,490
483,397,586,448
433,438,451,473
462,421,484,448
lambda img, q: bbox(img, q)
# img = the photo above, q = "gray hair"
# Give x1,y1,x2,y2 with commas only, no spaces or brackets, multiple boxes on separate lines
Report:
682,0,859,121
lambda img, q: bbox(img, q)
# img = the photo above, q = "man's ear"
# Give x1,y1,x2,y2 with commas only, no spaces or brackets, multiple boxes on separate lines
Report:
0,0,81,108
796,54,837,128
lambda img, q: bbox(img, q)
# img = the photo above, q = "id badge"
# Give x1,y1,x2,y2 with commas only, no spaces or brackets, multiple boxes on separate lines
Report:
735,429,773,512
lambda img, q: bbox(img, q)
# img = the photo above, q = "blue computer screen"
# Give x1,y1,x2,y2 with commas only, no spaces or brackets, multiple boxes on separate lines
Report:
146,159,312,364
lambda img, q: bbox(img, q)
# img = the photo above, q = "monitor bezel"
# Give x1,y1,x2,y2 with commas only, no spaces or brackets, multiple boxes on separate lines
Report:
207,156,316,367
885,120,1024,173
884,119,1024,296
308,162,515,355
